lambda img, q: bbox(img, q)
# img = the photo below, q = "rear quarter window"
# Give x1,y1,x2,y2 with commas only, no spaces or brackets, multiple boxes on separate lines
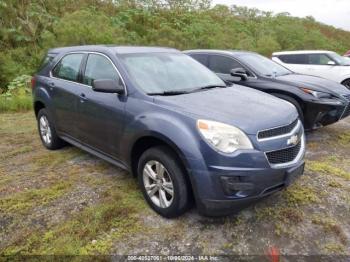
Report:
38,53,56,71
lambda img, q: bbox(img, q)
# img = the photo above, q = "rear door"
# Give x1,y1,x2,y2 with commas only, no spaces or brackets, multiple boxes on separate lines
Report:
77,53,126,158
49,53,85,139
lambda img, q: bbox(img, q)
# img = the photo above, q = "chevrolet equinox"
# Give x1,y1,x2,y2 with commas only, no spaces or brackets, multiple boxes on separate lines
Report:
32,46,305,217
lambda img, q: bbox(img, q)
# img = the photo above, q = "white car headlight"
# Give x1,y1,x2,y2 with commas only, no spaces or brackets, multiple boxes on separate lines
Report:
197,119,253,154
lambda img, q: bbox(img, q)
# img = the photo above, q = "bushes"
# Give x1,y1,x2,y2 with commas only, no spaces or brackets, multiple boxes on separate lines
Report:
0,75,32,113
1,0,350,89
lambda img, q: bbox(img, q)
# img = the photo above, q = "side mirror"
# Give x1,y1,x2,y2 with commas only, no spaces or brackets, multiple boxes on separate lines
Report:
92,79,125,94
230,68,248,81
327,61,336,66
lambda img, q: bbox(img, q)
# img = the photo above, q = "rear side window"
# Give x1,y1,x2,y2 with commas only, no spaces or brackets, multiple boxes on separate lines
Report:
277,54,308,64
209,55,242,74
52,53,84,82
189,54,208,67
83,54,120,86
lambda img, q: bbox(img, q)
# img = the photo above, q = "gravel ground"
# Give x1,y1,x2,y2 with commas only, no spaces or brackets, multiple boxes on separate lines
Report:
0,112,349,258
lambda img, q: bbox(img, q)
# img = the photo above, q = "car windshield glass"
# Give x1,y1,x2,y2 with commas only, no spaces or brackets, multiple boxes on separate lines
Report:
120,53,225,94
238,53,292,77
328,52,350,66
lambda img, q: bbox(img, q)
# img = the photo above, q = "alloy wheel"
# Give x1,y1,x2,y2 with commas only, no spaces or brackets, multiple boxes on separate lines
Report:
143,160,174,208
39,115,52,145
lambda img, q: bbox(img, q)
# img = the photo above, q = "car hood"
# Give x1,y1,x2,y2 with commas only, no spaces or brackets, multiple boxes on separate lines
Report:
275,74,350,96
153,86,298,135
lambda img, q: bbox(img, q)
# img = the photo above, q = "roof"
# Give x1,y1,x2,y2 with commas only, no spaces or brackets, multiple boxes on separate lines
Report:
48,45,179,54
272,50,334,56
183,49,256,56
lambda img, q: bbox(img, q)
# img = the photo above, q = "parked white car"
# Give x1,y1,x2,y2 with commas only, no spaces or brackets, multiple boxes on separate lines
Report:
272,50,350,89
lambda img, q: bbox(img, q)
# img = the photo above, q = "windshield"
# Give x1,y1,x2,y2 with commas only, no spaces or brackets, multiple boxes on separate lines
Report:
237,53,292,77
328,52,350,66
120,53,225,94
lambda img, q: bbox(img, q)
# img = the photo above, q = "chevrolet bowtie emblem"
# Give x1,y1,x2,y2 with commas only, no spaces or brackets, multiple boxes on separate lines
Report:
287,134,299,146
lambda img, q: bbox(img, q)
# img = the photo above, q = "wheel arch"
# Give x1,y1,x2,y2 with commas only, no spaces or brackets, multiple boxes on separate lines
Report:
341,78,350,89
129,134,191,179
266,89,305,111
34,100,46,118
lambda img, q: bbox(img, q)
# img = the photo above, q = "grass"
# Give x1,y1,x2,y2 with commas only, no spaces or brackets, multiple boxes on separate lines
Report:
0,95,32,113
307,160,350,180
0,182,71,214
284,184,320,206
3,187,145,255
311,215,348,245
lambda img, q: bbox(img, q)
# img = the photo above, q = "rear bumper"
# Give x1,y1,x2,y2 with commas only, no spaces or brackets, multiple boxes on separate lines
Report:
190,160,305,217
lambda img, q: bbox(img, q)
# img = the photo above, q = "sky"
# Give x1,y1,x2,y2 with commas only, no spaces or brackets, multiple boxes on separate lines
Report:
212,0,350,31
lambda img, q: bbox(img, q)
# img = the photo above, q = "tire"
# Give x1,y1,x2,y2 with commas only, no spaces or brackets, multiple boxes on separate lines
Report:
37,108,66,150
137,146,190,218
341,79,350,90
272,93,304,123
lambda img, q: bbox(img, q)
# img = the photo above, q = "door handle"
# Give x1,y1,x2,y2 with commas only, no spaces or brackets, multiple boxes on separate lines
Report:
80,93,88,102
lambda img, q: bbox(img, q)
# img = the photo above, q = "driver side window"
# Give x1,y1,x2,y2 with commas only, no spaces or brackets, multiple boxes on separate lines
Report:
83,54,121,86
209,55,243,74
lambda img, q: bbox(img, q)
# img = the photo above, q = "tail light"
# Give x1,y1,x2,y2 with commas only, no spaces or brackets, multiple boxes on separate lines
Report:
31,76,36,89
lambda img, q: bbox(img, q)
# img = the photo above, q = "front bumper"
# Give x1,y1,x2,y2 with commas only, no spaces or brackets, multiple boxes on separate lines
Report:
195,161,305,216
303,100,349,130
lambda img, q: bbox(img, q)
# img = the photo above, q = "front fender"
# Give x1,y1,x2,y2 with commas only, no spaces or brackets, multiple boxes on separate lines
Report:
120,109,204,171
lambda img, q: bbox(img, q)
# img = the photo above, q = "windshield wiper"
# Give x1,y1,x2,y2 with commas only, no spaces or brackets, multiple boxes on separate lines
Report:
190,84,227,92
147,90,190,96
147,85,226,96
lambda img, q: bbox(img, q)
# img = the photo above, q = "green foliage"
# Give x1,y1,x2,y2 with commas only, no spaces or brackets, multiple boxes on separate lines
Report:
5,75,32,96
1,0,350,89
0,96,32,113
0,75,32,112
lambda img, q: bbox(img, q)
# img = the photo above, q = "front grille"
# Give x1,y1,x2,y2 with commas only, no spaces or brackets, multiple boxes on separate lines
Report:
258,119,298,140
266,141,302,165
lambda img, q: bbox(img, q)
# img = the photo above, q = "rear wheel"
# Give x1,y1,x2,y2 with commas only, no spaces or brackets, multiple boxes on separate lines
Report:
341,79,350,90
272,93,304,123
137,146,190,218
37,108,65,150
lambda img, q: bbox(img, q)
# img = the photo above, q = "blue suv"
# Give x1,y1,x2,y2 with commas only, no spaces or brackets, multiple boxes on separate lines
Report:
32,46,305,217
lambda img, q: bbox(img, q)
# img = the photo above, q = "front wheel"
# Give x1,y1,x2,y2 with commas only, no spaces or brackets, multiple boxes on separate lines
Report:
341,79,350,90
137,146,190,218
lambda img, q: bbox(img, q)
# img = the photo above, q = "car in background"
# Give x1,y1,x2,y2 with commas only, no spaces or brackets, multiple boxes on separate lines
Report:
272,50,350,90
184,49,350,130
32,45,305,217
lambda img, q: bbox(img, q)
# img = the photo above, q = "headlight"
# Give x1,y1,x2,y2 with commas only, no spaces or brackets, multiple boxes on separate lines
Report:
302,88,332,99
302,88,344,105
197,120,253,154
